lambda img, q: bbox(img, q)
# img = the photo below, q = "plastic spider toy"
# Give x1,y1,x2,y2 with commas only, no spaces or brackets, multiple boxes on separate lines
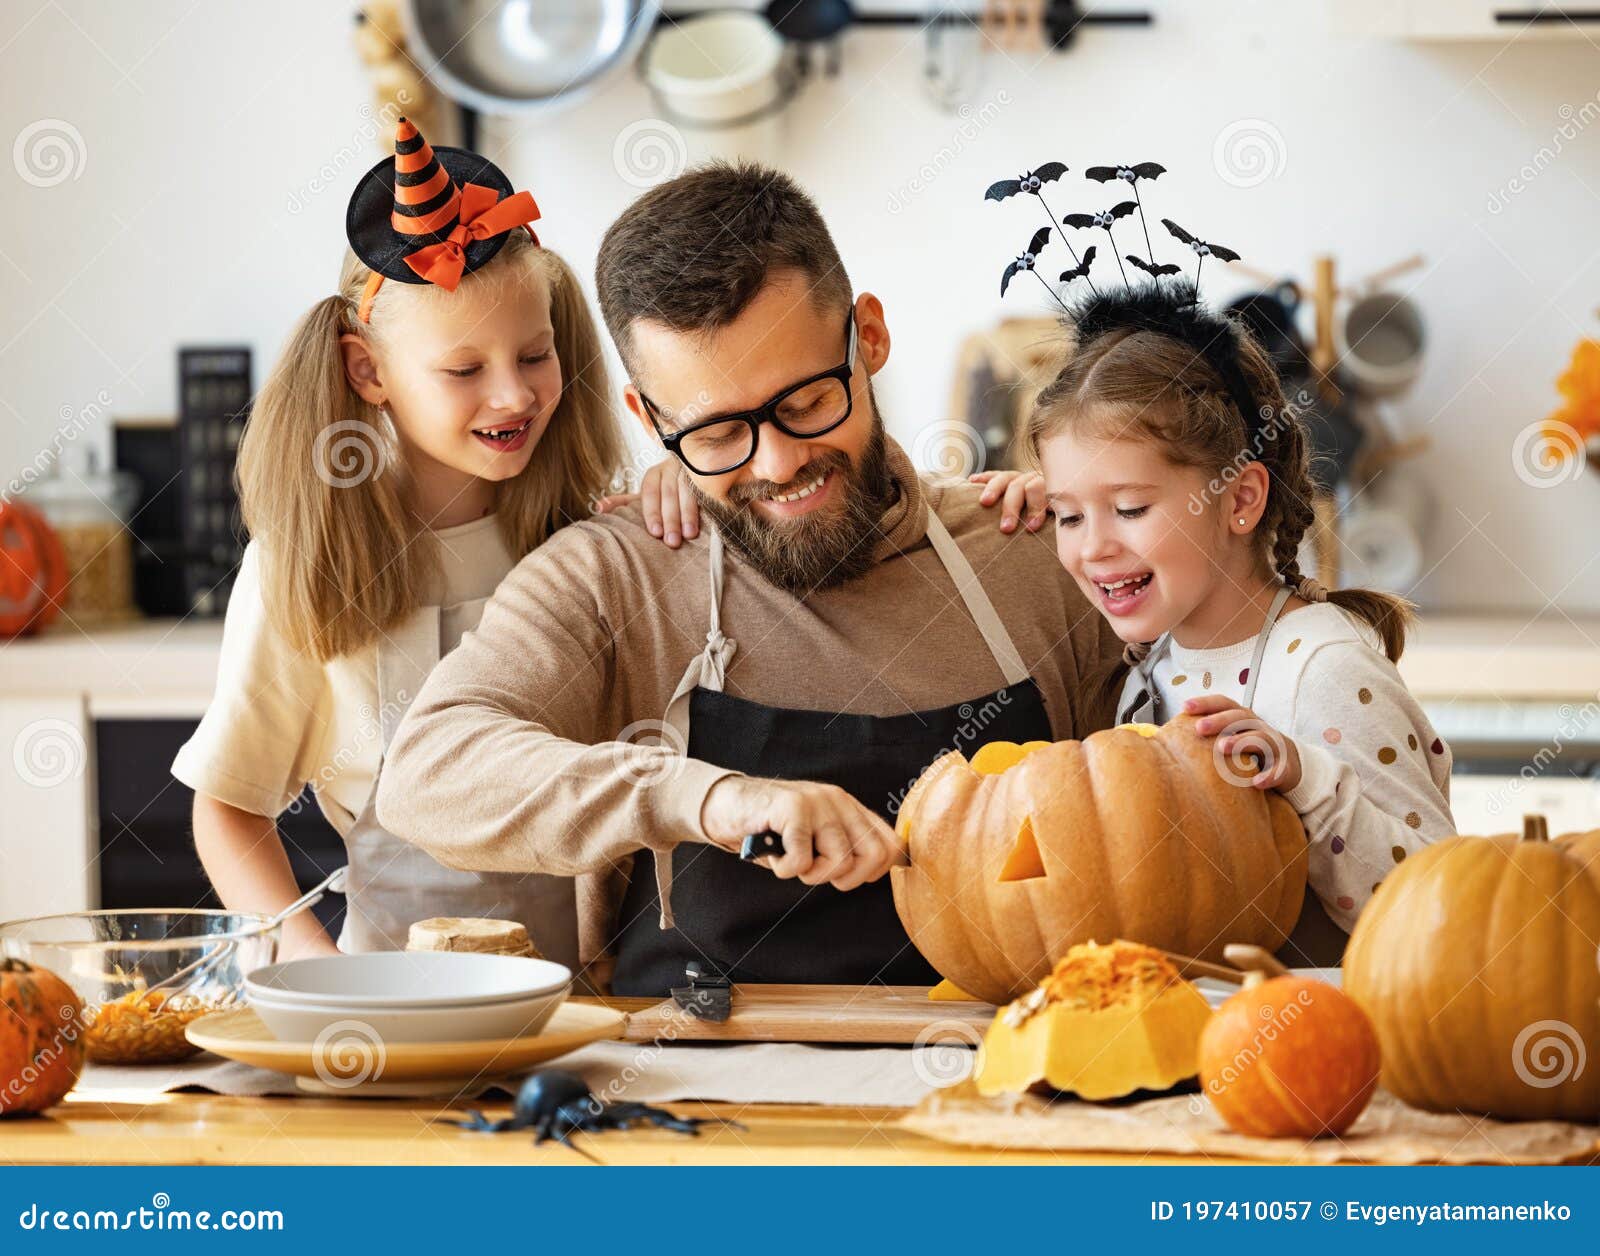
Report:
446,1068,742,1161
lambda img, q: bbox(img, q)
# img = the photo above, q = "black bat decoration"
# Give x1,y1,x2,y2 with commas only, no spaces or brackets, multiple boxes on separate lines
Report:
1059,245,1096,285
984,161,1069,203
1161,218,1241,263
1085,163,1167,184
1062,201,1137,231
1126,254,1181,279
1000,226,1053,297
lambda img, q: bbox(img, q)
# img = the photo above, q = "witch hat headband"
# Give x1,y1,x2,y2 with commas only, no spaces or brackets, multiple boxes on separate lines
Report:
986,161,1264,450
346,117,541,322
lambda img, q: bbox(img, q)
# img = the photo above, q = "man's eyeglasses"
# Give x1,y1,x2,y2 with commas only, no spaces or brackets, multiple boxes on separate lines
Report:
638,310,858,476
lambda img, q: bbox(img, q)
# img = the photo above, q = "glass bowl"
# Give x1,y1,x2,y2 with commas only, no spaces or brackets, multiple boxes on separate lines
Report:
0,910,280,1065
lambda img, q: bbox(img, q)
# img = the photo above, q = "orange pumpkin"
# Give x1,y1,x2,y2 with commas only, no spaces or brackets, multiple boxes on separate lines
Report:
0,957,85,1117
890,716,1308,1003
1345,815,1600,1121
1199,970,1380,1138
0,497,66,638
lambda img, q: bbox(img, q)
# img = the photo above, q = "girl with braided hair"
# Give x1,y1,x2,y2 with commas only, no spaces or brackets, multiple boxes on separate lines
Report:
1021,290,1454,951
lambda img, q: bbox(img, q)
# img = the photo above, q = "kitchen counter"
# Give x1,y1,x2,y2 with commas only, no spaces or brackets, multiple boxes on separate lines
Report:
4,1000,1255,1167
8,1091,1248,1166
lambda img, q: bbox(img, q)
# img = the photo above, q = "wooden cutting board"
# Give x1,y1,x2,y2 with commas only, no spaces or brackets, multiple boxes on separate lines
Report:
619,983,996,1044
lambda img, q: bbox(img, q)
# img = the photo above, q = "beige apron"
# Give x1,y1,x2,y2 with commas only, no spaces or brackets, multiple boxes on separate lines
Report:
336,599,580,969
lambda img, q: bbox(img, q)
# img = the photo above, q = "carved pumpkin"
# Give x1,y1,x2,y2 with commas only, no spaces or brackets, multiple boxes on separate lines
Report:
1344,815,1600,1122
977,939,1213,1099
0,957,85,1117
891,716,1308,1003
0,497,66,638
1199,970,1380,1138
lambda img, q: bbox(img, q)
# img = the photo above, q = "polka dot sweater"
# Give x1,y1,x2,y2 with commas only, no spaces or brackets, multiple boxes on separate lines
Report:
1120,601,1454,934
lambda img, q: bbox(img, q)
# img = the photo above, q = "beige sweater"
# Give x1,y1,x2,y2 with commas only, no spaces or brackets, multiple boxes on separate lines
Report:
375,439,1126,988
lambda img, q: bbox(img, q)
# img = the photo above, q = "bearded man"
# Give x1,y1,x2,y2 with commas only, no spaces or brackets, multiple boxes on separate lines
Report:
377,162,1124,995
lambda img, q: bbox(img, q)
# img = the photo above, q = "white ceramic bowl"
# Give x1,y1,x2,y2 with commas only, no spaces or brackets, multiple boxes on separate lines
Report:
246,983,568,1045
245,951,570,1008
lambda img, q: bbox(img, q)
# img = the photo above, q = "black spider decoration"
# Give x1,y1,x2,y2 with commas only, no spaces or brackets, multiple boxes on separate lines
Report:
1162,217,1242,290
1086,163,1166,277
1063,200,1136,284
1059,244,1096,285
445,1068,743,1162
983,161,1068,202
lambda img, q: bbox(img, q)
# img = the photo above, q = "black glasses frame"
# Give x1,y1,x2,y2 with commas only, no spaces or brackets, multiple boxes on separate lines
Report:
637,310,859,475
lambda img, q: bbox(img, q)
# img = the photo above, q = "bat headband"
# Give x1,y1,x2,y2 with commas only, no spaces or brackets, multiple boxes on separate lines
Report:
346,117,541,323
985,161,1265,450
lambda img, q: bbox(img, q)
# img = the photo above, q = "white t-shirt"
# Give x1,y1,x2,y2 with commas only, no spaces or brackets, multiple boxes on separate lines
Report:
1120,601,1455,932
172,514,516,835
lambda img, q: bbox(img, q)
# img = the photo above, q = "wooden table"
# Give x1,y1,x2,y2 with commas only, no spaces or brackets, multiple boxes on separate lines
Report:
1,996,1258,1166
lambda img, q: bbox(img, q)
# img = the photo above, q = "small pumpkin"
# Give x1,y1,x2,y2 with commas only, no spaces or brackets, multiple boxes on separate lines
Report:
0,497,67,638
891,716,1308,1003
976,939,1213,1100
0,957,85,1117
1199,960,1380,1138
1344,815,1600,1122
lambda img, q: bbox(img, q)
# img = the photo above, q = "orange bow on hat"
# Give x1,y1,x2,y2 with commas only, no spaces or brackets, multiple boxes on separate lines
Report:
403,183,541,290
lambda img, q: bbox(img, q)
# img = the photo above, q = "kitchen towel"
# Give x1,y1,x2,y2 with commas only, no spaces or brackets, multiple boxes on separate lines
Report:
901,1080,1600,1166
76,1039,974,1107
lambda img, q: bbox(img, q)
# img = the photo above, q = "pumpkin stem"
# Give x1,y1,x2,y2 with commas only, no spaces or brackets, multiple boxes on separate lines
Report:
1222,942,1290,982
1522,814,1550,843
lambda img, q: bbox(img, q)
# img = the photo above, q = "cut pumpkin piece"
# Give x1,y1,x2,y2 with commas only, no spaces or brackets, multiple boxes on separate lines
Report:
976,939,1213,1100
997,815,1046,882
969,740,1051,776
927,978,979,1001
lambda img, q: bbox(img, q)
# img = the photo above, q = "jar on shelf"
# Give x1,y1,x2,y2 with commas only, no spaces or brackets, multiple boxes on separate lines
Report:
27,451,139,626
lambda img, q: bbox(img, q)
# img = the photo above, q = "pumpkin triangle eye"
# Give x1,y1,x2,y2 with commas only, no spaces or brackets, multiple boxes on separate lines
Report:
998,815,1047,882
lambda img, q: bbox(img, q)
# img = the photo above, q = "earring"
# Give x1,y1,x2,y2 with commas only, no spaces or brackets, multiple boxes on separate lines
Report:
1237,517,1248,526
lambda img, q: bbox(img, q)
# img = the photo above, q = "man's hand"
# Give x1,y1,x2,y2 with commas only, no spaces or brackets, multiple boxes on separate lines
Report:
699,776,905,891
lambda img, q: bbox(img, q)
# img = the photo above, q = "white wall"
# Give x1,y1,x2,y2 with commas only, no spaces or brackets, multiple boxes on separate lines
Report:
4,0,1599,612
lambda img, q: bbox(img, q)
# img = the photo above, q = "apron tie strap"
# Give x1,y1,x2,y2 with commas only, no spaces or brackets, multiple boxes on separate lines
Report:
655,528,738,930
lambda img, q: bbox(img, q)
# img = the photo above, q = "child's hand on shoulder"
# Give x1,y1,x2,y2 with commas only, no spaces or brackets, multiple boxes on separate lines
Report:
969,469,1049,533
594,457,701,548
1182,694,1302,792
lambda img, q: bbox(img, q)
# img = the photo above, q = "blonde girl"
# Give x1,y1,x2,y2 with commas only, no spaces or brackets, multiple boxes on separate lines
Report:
173,121,627,965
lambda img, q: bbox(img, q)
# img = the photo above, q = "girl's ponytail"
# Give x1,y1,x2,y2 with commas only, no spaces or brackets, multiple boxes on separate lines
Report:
237,262,424,662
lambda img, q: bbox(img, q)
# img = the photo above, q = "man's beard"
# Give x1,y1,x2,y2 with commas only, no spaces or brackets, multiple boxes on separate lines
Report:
695,413,896,597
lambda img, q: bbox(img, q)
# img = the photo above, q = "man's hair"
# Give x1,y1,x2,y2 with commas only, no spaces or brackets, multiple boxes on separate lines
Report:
595,161,852,380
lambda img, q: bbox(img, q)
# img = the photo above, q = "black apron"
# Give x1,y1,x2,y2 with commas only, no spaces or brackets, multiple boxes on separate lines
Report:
609,509,1054,997
1117,583,1349,967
